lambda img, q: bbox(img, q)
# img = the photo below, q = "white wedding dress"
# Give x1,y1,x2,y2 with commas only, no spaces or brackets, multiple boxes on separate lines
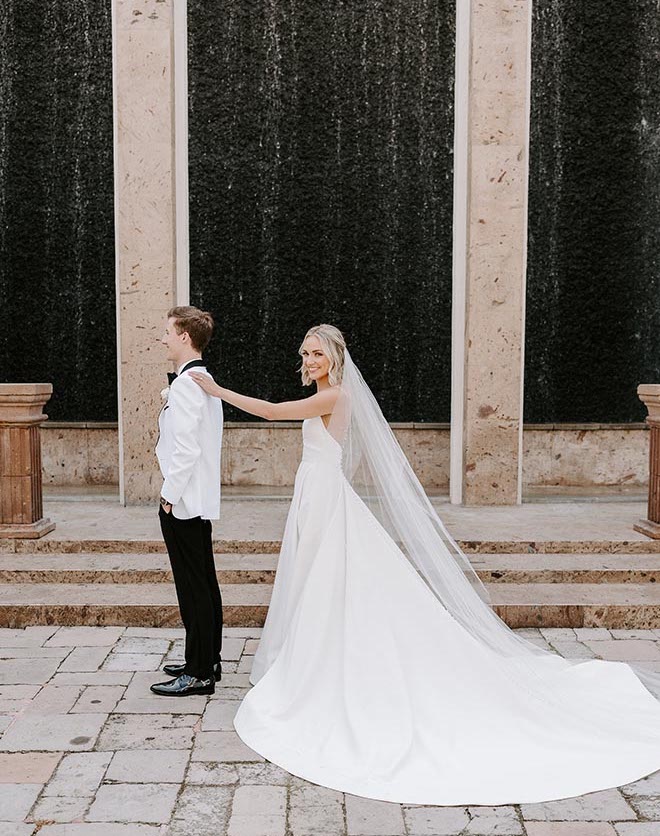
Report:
233,414,660,805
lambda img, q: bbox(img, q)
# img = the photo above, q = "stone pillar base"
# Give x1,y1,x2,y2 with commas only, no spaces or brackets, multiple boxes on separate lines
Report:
0,383,54,539
0,518,56,539
637,384,660,539
634,519,660,540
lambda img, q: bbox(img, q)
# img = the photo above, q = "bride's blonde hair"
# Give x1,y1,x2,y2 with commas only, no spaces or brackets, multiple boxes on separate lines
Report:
298,324,346,386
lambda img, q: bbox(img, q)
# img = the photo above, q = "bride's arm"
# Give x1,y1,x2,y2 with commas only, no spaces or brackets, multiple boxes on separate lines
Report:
188,372,339,421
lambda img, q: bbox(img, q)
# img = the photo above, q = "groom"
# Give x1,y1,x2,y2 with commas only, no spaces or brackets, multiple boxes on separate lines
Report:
151,306,224,697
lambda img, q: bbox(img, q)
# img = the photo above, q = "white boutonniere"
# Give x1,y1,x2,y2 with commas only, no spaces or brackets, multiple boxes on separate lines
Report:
160,386,170,403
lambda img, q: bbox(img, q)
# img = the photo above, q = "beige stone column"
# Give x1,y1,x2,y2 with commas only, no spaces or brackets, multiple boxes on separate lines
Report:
112,0,186,503
451,0,532,505
634,385,660,539
0,384,55,538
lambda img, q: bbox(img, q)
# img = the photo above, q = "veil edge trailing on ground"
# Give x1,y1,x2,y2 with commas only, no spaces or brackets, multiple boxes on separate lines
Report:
328,349,660,702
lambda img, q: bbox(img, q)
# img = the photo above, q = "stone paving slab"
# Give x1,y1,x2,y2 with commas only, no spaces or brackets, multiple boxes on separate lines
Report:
519,789,636,821
50,671,133,686
0,657,62,685
46,627,126,647
29,793,92,823
36,825,164,835
87,782,179,823
0,752,61,783
1,711,108,752
105,748,189,783
403,805,469,835
59,646,112,672
289,783,344,835
0,782,43,821
0,626,657,834
0,823,37,835
0,627,59,646
71,685,126,713
96,714,198,751
526,825,618,835
0,646,72,659
42,752,112,797
168,785,233,835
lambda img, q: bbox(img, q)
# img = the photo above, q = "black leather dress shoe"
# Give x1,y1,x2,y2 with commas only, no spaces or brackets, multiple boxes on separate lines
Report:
162,661,222,681
150,673,215,697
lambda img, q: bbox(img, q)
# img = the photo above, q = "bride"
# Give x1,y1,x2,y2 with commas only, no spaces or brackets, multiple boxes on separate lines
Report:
190,324,660,805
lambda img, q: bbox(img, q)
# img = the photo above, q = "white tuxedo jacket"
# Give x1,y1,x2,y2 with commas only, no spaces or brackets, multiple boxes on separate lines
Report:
156,363,223,520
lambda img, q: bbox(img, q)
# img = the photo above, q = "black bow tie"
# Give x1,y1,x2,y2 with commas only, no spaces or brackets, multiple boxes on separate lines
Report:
167,360,206,387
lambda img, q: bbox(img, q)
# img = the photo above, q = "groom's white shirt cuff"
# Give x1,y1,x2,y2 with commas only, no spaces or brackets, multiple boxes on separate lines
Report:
161,374,205,506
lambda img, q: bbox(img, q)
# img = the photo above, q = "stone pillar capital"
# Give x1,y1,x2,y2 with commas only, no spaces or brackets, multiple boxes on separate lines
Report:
637,384,660,427
0,383,54,425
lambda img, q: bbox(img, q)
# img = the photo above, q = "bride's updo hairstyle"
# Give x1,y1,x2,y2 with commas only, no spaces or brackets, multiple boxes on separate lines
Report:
299,324,346,386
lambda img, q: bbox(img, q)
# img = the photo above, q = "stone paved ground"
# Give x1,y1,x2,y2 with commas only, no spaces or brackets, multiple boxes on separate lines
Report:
37,496,656,545
0,626,659,835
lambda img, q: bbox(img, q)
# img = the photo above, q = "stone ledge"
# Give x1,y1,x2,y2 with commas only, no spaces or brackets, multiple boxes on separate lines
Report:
524,423,648,431
44,420,649,431
40,422,651,490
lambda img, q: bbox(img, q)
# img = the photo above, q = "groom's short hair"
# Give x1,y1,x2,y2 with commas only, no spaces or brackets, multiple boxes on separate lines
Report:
168,306,214,352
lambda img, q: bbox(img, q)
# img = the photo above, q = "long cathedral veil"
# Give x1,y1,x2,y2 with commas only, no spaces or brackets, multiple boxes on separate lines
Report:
328,349,660,702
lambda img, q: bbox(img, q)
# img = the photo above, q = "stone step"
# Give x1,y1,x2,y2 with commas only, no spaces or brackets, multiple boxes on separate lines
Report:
1,553,660,584
0,553,278,585
470,553,660,583
4,538,660,555
490,583,660,629
0,583,270,628
1,582,660,628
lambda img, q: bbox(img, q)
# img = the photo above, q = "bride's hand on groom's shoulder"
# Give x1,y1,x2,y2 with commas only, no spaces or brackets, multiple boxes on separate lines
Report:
189,372,222,398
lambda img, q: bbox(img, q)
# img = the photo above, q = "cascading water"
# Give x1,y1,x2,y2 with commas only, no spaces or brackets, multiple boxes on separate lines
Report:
187,0,456,422
526,0,660,423
0,0,115,421
0,2,657,426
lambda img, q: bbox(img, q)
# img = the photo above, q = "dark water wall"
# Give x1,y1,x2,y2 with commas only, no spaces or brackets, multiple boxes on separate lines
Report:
188,0,456,422
2,2,655,426
526,0,660,423
0,0,116,421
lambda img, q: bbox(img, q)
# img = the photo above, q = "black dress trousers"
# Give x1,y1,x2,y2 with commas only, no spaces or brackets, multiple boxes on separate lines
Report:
159,505,223,680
